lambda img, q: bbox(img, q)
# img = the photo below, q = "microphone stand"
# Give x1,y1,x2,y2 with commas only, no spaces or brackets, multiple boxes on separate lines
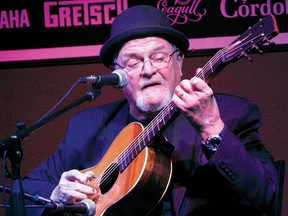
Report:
0,185,53,206
0,87,101,216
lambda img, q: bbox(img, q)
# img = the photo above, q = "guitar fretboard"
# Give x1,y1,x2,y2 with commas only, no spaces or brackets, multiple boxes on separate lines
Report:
119,102,180,172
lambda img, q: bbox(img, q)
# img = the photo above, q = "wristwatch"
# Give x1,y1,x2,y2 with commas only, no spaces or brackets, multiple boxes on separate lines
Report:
204,134,222,152
203,126,226,152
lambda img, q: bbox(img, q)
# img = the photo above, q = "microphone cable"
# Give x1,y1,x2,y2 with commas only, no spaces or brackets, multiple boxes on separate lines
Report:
34,80,80,125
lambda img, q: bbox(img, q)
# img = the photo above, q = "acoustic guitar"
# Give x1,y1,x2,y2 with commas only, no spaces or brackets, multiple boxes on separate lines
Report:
81,14,279,216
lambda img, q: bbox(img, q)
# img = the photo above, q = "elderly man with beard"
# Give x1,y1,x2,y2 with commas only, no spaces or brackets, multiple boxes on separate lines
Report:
22,5,277,216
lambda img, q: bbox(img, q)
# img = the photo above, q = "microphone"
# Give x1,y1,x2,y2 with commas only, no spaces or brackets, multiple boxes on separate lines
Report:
79,69,128,88
44,199,96,216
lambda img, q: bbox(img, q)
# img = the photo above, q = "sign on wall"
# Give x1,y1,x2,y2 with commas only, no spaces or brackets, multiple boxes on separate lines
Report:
0,0,287,66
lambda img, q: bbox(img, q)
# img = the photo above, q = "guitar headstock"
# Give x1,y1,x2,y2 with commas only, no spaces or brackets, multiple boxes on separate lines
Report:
221,14,279,63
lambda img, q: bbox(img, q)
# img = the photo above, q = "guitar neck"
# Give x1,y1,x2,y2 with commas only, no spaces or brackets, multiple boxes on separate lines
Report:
195,48,227,84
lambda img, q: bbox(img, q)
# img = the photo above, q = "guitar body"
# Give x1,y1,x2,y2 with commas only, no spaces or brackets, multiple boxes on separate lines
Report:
82,122,173,216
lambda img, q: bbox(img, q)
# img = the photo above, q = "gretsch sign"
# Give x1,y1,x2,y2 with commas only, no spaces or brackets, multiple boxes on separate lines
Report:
0,0,287,64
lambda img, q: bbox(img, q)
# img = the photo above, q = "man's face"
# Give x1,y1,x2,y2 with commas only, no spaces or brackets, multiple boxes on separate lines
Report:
115,37,184,120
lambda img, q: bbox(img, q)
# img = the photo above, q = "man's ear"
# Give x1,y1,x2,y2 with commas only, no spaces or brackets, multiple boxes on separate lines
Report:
176,53,184,75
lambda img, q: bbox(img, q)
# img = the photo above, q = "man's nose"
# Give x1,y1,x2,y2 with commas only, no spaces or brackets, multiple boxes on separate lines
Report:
141,59,156,76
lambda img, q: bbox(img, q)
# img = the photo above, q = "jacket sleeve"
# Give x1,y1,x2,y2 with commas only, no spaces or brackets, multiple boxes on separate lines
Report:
21,136,67,215
21,99,128,215
209,94,278,212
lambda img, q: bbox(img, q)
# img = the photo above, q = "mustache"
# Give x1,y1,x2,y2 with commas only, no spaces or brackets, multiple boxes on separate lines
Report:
139,77,164,89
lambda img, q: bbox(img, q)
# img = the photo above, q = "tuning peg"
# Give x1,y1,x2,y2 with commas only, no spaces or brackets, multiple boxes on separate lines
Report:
16,121,26,130
252,45,263,54
243,52,252,61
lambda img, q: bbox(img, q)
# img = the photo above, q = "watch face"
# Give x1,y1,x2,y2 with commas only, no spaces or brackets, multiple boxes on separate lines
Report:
206,135,222,151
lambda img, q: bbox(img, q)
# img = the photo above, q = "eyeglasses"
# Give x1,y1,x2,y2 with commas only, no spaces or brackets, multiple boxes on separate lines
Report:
114,49,180,76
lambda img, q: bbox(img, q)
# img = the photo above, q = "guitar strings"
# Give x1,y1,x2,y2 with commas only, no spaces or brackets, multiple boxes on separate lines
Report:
196,33,263,81
88,37,258,190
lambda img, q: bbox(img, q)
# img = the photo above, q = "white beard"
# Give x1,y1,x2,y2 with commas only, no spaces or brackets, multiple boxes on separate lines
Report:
136,87,172,113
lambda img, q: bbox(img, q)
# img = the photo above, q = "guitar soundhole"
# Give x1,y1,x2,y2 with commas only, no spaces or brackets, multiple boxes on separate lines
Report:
100,163,120,194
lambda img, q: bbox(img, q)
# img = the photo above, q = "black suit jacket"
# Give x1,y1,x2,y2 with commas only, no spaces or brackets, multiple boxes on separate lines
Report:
22,93,278,216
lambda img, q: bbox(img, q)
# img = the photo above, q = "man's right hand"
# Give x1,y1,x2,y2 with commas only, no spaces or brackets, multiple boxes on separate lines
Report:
50,169,97,204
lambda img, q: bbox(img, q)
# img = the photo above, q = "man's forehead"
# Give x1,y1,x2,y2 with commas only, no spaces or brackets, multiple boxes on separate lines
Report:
119,37,173,54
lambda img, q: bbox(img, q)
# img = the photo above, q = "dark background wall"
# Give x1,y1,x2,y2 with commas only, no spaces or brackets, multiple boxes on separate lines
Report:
0,50,287,215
